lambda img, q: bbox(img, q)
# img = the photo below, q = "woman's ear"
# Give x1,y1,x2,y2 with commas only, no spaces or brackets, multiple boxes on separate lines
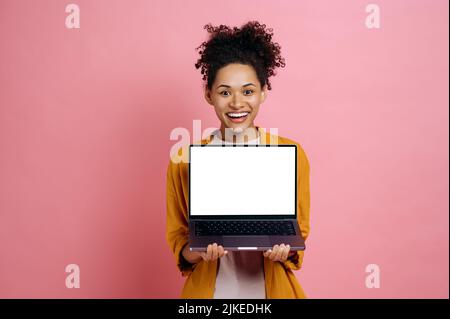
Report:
260,85,268,103
204,88,214,106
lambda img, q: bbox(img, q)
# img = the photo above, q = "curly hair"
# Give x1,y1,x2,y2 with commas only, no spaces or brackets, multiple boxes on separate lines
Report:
194,21,285,91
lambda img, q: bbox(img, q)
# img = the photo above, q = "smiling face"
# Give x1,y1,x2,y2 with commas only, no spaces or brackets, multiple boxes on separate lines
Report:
204,63,267,142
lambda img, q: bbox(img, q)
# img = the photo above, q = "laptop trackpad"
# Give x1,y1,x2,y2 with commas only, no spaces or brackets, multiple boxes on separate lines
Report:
223,236,271,248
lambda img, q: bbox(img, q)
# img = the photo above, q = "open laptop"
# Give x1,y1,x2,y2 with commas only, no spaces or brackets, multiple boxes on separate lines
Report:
188,144,306,252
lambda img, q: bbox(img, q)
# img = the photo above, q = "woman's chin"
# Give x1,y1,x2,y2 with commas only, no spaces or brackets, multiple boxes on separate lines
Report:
224,125,247,134
231,127,245,134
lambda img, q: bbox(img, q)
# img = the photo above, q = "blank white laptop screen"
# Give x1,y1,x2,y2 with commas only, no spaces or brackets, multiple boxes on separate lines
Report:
189,146,296,216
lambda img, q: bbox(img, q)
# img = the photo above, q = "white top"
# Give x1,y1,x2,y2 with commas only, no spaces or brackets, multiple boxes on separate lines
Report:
208,128,266,299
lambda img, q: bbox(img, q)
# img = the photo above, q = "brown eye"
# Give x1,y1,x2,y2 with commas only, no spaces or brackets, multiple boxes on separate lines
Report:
244,89,254,95
220,91,230,96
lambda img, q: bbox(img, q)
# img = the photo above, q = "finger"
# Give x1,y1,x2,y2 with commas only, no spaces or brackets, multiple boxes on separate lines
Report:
199,252,207,261
211,243,219,261
218,245,225,258
274,244,284,261
269,245,279,260
205,244,213,261
263,249,272,258
280,244,289,261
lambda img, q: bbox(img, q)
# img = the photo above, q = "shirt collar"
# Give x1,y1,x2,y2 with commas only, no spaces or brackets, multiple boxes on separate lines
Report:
202,125,272,145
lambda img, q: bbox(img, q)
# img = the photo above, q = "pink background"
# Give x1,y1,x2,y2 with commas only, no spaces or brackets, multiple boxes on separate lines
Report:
0,0,448,298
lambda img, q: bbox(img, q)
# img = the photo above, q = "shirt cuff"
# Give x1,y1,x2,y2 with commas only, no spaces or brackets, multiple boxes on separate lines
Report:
177,242,198,276
282,250,303,271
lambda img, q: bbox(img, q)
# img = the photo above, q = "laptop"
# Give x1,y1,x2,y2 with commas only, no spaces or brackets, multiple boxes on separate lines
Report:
188,144,306,252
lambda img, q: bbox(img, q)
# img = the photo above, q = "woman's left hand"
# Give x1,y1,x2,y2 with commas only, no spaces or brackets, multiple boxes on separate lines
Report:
263,244,296,262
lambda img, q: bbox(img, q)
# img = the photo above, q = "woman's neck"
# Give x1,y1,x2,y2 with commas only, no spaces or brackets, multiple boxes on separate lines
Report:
218,125,260,143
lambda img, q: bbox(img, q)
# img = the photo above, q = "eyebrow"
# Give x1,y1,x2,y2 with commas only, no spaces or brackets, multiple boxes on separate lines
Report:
216,83,256,89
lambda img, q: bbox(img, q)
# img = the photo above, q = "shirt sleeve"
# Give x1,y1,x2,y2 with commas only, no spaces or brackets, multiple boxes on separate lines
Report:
165,156,197,277
282,143,311,271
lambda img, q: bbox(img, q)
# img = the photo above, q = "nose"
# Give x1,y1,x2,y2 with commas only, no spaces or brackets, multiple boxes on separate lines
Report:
229,94,245,110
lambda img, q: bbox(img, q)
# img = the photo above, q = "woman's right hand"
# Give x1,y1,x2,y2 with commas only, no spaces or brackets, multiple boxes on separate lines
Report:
199,243,228,262
182,243,228,264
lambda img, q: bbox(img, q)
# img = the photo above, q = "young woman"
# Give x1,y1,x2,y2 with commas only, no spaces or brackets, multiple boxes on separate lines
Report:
166,21,311,298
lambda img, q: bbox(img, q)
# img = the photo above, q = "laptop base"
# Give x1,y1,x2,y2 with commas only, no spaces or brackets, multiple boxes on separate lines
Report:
188,219,306,252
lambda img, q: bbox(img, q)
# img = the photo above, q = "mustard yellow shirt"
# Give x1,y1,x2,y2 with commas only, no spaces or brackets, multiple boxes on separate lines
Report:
166,126,311,298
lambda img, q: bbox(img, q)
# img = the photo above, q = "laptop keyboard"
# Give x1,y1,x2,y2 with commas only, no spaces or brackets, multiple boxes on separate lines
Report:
195,220,296,236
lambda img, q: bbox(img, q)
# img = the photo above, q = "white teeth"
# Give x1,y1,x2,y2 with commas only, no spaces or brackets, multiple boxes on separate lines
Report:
227,112,249,118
